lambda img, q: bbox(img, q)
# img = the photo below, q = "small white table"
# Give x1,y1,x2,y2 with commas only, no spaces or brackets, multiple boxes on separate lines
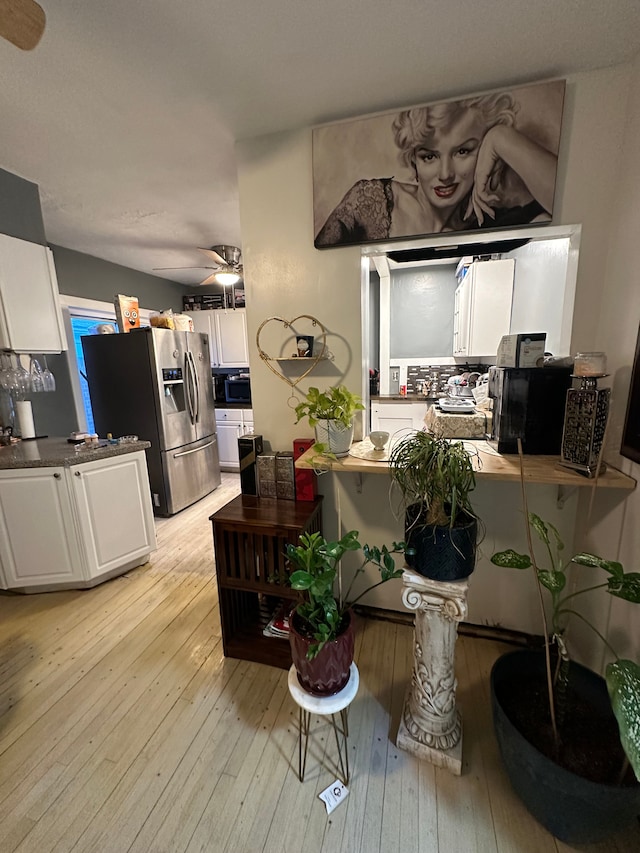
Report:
287,662,359,784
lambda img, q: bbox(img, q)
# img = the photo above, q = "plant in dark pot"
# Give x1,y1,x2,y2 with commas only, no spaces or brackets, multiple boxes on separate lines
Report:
388,430,479,581
294,385,364,458
490,512,640,844
285,530,409,696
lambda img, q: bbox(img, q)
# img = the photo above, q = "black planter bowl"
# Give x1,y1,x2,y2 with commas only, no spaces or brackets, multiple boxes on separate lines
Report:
491,648,640,844
405,505,477,581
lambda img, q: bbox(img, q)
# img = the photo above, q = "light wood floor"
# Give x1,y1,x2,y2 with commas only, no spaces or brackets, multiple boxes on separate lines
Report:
0,473,638,853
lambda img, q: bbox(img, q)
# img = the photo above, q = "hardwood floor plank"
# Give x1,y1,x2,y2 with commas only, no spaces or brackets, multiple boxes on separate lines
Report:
393,625,422,853
0,572,213,799
360,620,397,853
62,662,261,853
128,664,285,853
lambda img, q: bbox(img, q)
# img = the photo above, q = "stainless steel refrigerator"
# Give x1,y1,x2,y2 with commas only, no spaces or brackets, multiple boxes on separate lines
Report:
82,327,221,516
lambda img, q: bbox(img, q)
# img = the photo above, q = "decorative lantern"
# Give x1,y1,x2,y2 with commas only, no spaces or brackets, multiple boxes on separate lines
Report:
560,353,610,477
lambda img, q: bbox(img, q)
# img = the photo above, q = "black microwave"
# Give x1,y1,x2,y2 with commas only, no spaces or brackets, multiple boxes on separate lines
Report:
224,377,251,404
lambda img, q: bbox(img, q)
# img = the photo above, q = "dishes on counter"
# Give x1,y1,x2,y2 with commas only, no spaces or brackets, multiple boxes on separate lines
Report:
438,397,476,413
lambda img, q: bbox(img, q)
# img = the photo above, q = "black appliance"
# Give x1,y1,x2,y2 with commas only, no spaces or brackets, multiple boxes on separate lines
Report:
488,366,573,454
224,376,251,404
213,373,228,404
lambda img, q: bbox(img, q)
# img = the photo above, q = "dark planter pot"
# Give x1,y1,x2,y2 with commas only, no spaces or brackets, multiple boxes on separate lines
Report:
491,648,640,844
405,504,477,581
289,608,354,696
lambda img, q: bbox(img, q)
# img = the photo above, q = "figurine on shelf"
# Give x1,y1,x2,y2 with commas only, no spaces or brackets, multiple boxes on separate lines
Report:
296,335,314,357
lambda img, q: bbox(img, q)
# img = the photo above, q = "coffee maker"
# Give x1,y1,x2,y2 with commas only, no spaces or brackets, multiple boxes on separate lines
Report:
488,366,573,454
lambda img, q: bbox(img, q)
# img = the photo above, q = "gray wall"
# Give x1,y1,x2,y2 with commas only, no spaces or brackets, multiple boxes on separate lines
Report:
51,245,185,312
0,167,46,245
390,265,456,358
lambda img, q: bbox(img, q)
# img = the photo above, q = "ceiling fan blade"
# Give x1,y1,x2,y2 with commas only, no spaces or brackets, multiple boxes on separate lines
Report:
200,273,219,286
152,266,216,271
198,247,226,266
0,0,46,50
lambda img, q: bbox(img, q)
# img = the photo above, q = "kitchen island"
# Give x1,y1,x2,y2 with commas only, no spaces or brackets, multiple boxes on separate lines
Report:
0,438,157,592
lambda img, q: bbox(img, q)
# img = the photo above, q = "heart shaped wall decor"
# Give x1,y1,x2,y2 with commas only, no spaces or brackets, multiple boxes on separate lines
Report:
256,315,328,388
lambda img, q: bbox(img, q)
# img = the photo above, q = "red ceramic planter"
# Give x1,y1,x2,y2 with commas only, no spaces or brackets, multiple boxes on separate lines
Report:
289,609,354,696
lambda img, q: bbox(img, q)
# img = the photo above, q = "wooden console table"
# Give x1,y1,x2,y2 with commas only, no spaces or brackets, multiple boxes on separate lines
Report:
210,495,323,669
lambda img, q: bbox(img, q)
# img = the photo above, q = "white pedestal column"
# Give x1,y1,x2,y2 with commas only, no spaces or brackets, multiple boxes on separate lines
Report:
396,568,469,775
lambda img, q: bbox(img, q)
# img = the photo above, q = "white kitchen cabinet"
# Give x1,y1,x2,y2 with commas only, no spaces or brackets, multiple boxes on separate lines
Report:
0,233,67,353
453,259,514,357
190,308,249,368
215,407,254,470
371,401,428,436
69,452,156,581
0,450,156,592
0,467,83,588
242,408,254,435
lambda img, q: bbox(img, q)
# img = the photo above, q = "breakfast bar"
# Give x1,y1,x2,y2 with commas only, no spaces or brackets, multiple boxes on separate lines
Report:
295,440,636,489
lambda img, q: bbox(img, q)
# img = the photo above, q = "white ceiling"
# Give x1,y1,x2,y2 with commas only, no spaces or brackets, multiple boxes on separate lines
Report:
1,0,639,285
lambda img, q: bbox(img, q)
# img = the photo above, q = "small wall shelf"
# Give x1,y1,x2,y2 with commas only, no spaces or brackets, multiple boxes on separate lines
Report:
256,314,329,389
271,355,330,363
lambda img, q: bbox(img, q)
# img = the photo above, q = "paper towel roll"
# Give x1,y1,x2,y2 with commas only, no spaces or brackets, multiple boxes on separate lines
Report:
16,400,36,439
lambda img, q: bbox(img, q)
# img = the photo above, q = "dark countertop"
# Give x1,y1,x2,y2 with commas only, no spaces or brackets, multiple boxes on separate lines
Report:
370,395,435,403
0,437,152,470
214,402,252,410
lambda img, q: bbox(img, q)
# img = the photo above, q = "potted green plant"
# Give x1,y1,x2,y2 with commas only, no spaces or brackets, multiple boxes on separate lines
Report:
388,430,479,581
294,384,364,458
490,512,640,844
285,529,408,695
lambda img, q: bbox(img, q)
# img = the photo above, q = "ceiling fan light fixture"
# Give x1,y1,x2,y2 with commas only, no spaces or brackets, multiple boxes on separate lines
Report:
213,266,241,286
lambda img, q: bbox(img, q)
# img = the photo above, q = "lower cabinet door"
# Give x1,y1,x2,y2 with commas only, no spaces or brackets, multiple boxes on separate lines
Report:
0,467,83,587
216,421,243,469
70,452,156,579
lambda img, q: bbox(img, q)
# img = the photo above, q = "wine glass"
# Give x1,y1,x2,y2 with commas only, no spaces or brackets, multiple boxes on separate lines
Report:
30,357,45,393
42,356,56,392
14,354,32,397
0,352,16,392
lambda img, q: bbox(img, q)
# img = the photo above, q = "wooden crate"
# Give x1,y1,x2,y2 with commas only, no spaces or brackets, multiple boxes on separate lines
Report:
210,495,322,668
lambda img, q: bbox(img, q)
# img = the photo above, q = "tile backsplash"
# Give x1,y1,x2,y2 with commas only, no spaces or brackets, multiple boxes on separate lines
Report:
405,363,490,397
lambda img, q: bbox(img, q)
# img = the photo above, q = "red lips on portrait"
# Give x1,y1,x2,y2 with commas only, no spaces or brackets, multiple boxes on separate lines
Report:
433,184,457,199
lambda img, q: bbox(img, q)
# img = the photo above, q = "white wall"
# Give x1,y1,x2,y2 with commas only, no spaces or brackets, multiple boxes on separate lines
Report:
237,64,640,645
509,238,570,354
572,53,640,671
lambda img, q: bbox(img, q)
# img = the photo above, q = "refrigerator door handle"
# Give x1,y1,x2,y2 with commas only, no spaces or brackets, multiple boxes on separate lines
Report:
184,352,195,425
188,351,200,422
173,439,215,459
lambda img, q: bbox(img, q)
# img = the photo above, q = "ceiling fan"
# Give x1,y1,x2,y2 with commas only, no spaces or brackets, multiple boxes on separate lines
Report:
0,0,46,50
154,245,244,286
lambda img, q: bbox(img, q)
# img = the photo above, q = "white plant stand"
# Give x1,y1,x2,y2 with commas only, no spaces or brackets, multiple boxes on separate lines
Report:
396,568,469,775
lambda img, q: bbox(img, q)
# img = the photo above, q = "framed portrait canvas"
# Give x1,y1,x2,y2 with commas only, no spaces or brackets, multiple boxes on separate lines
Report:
621,323,640,464
312,79,566,249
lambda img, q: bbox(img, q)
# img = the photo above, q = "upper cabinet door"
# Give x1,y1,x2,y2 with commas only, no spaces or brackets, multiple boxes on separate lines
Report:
215,309,249,367
190,310,219,366
0,234,67,353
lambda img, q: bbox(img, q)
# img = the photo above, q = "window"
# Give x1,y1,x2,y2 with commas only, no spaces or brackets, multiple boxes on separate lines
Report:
69,315,113,433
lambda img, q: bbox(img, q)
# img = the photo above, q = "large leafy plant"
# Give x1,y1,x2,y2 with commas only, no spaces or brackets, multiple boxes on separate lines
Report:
388,430,477,527
294,384,364,429
285,530,408,658
491,512,640,780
